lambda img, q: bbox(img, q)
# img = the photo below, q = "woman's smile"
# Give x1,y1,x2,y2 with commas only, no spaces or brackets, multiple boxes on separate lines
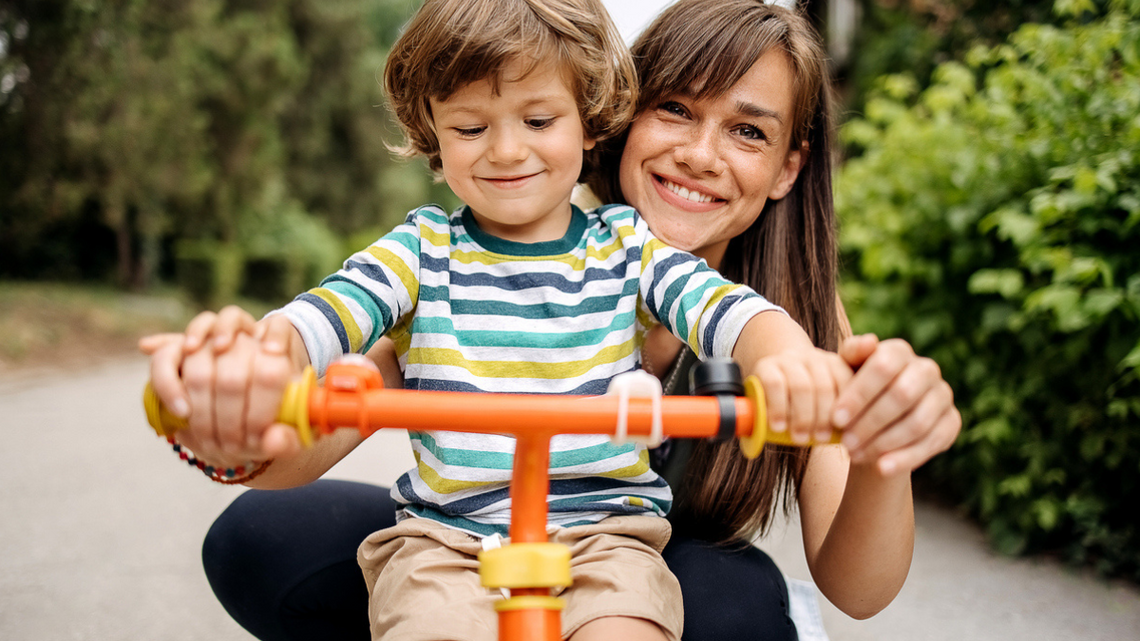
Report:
652,174,725,209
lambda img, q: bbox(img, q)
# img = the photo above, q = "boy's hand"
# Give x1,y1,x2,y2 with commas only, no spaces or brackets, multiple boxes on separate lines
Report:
140,308,305,467
754,348,854,445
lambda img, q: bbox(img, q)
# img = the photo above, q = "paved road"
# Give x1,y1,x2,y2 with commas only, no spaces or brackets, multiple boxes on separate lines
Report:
2,358,1138,639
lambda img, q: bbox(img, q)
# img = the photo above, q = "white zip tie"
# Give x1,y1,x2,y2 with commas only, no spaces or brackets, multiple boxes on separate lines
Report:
480,533,510,599
607,370,664,447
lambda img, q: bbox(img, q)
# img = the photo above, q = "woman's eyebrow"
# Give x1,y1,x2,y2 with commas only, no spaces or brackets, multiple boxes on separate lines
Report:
736,101,783,123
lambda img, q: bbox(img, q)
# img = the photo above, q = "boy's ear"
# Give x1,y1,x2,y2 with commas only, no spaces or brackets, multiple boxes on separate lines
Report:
768,140,808,200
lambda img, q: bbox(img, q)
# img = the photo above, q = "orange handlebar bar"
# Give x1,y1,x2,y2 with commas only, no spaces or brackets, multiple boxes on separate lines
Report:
143,360,840,457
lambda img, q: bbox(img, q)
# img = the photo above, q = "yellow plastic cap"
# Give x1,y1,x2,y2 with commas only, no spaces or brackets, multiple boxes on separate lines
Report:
479,543,572,589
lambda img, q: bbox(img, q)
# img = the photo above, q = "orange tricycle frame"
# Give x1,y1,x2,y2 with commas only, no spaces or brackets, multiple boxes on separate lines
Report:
144,359,838,641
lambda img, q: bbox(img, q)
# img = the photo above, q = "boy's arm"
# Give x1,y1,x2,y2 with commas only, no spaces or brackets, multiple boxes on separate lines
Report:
629,211,850,438
276,215,423,376
245,335,407,489
729,310,814,366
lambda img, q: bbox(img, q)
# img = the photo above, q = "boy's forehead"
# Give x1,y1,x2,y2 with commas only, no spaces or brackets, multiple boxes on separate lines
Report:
433,59,578,106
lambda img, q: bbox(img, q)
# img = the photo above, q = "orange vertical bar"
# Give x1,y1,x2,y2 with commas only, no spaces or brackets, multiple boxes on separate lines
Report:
500,434,560,641
498,608,561,641
510,434,551,544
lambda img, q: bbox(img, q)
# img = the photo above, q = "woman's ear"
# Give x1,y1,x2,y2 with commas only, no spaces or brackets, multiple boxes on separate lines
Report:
768,140,809,200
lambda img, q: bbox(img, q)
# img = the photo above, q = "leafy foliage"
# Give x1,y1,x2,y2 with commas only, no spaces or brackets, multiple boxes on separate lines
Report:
845,0,1058,112
838,0,1140,578
0,0,432,298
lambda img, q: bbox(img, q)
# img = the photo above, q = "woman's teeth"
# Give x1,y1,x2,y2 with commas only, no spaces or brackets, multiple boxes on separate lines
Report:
662,178,715,204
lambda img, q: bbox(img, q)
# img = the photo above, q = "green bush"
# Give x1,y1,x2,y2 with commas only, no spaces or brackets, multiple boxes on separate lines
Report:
237,198,345,305
174,240,244,309
837,0,1140,578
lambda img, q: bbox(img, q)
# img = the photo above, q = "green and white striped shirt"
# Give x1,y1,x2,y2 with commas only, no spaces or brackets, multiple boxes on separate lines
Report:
279,203,781,536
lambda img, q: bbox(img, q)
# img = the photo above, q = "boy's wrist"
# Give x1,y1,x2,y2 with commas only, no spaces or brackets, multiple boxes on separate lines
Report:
165,436,274,484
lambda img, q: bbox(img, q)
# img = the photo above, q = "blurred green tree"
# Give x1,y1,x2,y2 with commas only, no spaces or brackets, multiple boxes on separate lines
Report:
0,0,434,295
843,0,1057,112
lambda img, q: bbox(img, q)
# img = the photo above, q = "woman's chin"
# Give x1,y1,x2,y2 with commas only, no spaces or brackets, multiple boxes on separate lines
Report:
643,219,706,252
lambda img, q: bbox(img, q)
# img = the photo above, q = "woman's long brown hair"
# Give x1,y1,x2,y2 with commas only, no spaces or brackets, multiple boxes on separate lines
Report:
586,0,840,543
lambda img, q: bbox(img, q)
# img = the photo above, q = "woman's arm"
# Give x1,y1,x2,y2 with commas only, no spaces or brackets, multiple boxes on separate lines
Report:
243,430,365,489
797,302,961,618
798,446,914,619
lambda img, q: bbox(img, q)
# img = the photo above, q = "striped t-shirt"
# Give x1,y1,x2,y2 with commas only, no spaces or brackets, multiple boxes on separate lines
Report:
279,203,782,536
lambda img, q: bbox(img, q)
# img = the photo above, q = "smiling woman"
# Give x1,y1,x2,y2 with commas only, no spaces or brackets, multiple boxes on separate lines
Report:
617,48,805,266
584,1,959,634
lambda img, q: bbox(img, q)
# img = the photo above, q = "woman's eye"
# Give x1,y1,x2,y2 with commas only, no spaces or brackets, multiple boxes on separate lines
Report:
658,101,688,118
733,124,767,142
526,117,554,130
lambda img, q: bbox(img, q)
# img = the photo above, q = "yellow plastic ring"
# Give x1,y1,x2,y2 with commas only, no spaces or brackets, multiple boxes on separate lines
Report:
493,596,565,612
739,375,766,459
277,366,316,447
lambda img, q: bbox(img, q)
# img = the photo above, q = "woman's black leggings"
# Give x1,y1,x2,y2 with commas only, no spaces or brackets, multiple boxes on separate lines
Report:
202,480,797,641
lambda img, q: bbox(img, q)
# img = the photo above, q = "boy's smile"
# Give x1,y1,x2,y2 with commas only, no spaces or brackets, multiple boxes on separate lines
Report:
431,59,595,244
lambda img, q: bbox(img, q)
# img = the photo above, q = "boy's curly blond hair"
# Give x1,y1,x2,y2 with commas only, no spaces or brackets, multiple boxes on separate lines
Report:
384,0,637,173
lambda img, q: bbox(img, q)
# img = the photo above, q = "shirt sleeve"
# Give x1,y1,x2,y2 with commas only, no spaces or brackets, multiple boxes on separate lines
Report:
270,207,431,375
621,207,786,360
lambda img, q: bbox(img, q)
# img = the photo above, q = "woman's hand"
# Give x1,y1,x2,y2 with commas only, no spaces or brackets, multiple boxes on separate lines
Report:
831,334,961,476
141,306,260,424
140,307,305,467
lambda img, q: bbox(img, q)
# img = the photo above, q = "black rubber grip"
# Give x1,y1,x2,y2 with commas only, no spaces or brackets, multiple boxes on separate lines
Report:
715,394,737,441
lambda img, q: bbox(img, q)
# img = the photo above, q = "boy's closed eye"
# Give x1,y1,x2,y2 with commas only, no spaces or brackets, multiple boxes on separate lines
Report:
525,116,556,130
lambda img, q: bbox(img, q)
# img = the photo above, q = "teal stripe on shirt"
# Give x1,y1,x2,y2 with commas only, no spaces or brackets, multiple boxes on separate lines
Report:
413,432,636,470
409,310,637,349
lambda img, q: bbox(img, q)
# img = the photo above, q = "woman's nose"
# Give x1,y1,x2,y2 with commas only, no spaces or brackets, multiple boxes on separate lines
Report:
673,126,723,175
487,127,527,164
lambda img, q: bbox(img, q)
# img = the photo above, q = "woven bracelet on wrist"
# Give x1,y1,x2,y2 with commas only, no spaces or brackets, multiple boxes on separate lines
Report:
167,437,273,484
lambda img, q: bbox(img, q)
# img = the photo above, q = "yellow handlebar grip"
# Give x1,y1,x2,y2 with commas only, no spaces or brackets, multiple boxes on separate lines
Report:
143,382,188,438
739,376,767,458
277,367,316,447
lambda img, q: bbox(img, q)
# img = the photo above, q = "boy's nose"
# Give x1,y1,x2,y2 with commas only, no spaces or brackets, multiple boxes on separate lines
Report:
487,128,527,164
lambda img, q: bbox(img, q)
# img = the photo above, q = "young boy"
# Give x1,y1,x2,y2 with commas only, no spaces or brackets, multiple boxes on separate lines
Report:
150,1,851,639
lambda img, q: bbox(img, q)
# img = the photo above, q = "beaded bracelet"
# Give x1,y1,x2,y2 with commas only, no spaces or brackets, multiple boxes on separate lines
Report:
167,437,273,485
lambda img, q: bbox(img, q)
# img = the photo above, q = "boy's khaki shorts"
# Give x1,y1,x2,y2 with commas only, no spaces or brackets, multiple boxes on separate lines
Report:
358,515,683,641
